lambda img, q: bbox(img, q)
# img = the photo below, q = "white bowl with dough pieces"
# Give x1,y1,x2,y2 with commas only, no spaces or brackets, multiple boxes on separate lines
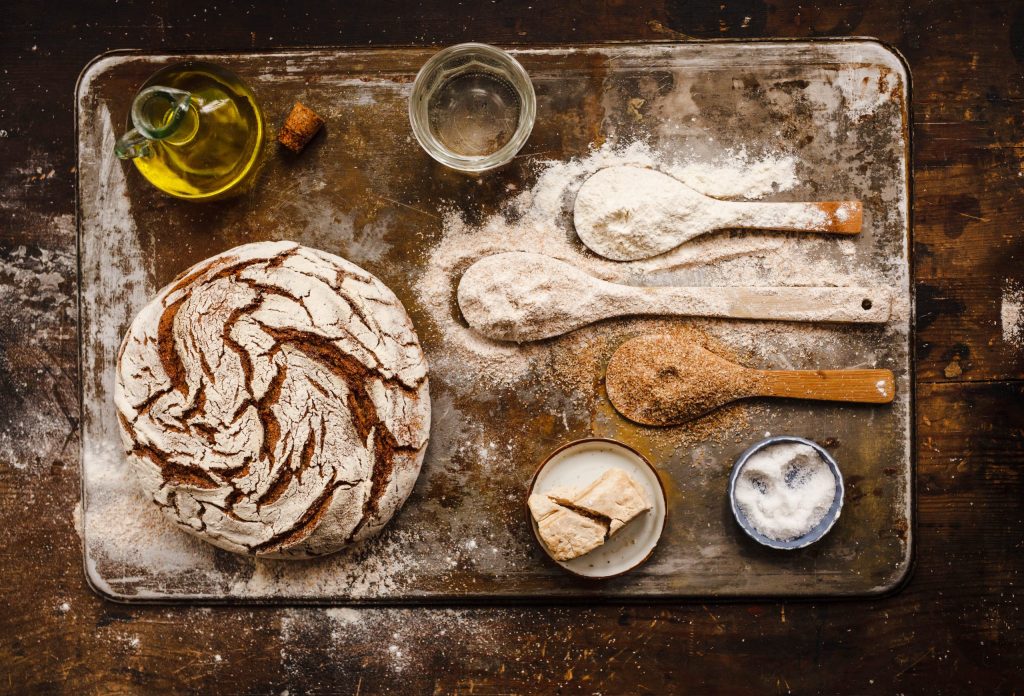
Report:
527,438,667,579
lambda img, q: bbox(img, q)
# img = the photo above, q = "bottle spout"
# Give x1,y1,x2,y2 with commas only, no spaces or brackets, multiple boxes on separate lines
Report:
115,86,192,160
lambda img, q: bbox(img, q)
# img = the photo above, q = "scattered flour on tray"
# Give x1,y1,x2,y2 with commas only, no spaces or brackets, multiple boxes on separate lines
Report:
416,140,867,388
79,137,909,601
669,146,801,198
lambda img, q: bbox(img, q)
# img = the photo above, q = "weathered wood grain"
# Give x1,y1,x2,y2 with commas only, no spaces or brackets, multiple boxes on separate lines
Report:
1,0,1022,694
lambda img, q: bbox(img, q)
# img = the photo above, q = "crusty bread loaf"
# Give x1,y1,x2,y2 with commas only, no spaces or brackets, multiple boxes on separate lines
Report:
114,241,430,558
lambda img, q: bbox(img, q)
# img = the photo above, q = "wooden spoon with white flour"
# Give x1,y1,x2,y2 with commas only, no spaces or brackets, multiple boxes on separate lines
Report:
456,252,891,342
605,334,896,425
573,166,863,261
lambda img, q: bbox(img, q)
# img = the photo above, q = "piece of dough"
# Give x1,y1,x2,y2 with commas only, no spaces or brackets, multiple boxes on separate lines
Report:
529,468,651,562
528,494,606,561
550,468,651,535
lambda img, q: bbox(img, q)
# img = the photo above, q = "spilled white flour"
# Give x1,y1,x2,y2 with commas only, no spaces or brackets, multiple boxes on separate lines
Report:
1002,281,1023,349
78,135,909,600
573,164,827,261
669,146,801,199
0,227,76,471
416,140,873,388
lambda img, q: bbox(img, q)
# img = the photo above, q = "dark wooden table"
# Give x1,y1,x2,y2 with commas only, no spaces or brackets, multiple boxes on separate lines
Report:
2,1,1022,693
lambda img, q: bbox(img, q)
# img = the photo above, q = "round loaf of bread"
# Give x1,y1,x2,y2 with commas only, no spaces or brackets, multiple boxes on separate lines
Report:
114,241,430,558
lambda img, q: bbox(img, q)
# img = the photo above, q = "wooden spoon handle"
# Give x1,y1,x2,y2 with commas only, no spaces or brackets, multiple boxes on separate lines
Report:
640,285,891,324
757,369,895,403
720,200,863,234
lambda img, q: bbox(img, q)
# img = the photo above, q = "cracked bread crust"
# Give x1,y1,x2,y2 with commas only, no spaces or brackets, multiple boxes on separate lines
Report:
114,241,430,558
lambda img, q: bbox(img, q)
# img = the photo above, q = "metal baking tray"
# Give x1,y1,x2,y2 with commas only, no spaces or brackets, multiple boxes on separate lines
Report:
77,41,912,602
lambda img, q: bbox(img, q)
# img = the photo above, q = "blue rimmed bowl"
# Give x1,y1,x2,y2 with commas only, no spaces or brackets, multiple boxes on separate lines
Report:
728,436,845,550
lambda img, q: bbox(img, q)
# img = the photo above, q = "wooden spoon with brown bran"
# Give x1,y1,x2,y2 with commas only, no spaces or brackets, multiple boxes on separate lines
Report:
605,334,895,426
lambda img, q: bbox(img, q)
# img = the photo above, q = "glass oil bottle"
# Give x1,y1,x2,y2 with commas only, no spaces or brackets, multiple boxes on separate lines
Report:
116,61,263,200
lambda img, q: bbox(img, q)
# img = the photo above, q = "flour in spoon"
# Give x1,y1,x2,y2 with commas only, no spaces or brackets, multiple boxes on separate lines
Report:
415,140,856,387
574,164,829,261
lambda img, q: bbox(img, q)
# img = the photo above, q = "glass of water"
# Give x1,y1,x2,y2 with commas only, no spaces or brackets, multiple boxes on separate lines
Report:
409,43,536,173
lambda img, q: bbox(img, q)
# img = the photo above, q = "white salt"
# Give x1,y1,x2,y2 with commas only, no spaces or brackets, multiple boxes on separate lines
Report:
734,442,837,542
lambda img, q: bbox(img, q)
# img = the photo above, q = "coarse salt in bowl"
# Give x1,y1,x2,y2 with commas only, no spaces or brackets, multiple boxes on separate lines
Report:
728,436,845,550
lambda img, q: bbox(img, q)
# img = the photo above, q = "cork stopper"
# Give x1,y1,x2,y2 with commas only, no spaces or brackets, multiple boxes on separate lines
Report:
278,102,324,153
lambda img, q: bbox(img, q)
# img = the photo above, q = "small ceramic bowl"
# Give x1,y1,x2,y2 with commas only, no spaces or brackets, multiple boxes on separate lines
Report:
729,435,845,550
528,438,667,579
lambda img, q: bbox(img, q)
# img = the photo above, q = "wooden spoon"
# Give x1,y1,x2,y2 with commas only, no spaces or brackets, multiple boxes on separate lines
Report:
573,166,863,261
605,334,895,426
456,252,890,343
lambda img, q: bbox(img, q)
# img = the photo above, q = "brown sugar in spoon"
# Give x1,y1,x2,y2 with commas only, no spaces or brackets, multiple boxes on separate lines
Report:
605,334,895,426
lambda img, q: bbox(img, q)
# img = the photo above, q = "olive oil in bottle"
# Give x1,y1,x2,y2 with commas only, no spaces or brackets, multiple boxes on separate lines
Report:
116,61,263,200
